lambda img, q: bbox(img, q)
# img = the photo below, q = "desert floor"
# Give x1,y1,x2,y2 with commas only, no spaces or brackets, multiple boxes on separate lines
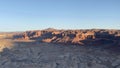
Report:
0,33,120,68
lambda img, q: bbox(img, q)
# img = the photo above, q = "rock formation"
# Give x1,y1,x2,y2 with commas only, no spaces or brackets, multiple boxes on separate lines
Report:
13,29,120,46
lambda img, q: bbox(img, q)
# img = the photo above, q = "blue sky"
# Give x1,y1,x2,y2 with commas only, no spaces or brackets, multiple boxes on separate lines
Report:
0,0,120,31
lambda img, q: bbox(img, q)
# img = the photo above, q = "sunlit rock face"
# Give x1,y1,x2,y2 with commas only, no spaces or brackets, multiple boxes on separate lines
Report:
0,39,14,52
0,33,15,52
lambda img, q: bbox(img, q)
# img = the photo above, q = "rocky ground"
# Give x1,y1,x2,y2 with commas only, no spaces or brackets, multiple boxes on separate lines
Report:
0,41,120,68
0,29,120,68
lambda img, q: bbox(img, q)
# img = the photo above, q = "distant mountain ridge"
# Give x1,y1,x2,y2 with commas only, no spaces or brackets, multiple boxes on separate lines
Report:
43,28,57,31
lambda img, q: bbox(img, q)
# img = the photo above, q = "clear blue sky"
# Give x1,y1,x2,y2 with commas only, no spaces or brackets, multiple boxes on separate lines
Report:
0,0,120,31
